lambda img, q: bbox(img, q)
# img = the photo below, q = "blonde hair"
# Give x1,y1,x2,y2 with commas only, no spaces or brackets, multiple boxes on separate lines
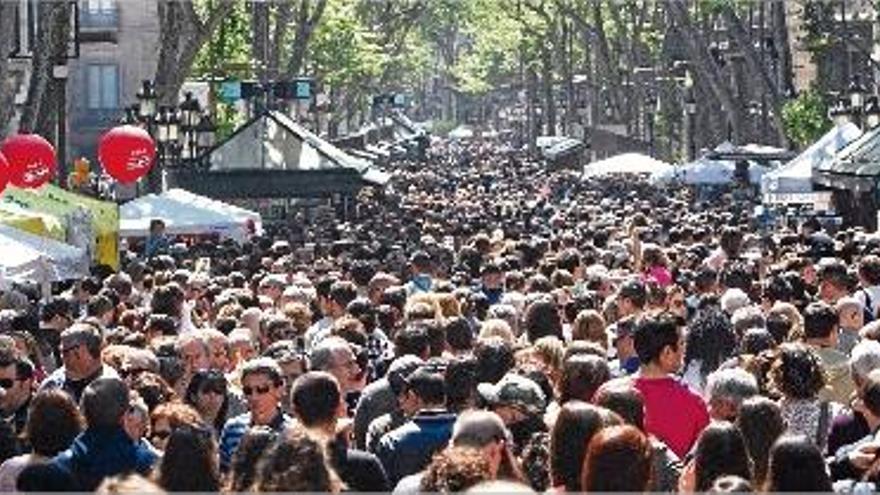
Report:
478,319,515,345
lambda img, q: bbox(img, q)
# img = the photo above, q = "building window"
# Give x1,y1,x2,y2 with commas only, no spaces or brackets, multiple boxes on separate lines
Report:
80,0,117,29
86,64,119,110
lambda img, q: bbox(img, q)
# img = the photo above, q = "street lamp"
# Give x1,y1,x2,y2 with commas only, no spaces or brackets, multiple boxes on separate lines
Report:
136,80,157,120
848,75,867,111
865,95,880,129
828,97,852,127
685,90,697,161
195,113,218,158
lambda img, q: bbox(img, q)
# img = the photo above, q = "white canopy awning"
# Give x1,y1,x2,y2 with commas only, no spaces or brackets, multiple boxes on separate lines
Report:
762,123,862,194
121,191,256,241
652,157,770,185
0,224,88,284
583,153,673,178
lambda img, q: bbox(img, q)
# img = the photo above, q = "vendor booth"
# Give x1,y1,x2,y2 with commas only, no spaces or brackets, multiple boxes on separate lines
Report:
0,224,88,285
583,153,673,178
121,189,262,241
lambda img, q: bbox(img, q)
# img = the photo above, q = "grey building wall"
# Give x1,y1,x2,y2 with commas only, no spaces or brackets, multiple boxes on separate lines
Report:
67,0,159,163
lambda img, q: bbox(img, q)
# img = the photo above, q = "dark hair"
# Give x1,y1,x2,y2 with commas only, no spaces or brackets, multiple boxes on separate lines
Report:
158,424,221,492
633,314,681,364
580,425,653,492
26,390,84,457
329,281,358,309
474,338,514,384
291,372,341,427
183,370,229,432
524,299,563,343
693,421,752,492
765,312,792,344
770,343,826,400
802,302,839,340
559,354,610,403
420,446,492,492
859,255,880,286
685,306,737,376
740,328,776,356
151,283,185,319
131,371,175,412
229,427,279,492
81,377,129,428
445,317,474,352
406,367,446,405
395,324,430,357
764,435,832,492
593,384,646,430
735,397,785,487
550,402,621,492
254,428,337,492
445,356,478,412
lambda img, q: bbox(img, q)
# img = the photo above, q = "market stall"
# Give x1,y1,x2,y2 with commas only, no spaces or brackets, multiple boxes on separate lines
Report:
0,224,88,286
121,190,259,241
583,153,673,178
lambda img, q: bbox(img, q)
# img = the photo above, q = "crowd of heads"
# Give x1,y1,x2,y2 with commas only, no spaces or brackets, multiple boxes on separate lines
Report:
3,140,880,493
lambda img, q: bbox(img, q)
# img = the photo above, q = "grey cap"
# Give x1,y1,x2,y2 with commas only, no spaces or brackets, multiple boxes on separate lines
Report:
477,373,546,415
452,410,510,447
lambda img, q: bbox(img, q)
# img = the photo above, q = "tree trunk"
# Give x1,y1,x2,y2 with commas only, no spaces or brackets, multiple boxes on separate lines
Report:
20,1,70,135
720,5,788,147
0,3,18,135
541,43,555,136
771,1,795,98
667,1,746,144
154,0,234,105
285,0,328,78
250,0,270,82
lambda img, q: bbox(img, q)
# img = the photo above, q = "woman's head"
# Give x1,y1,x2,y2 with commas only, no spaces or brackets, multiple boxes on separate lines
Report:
523,299,563,343
26,389,84,457
580,425,653,492
769,343,826,400
254,428,341,492
157,423,220,492
184,370,228,422
550,402,621,491
693,421,752,492
558,354,610,404
420,447,493,492
735,396,786,487
149,401,203,451
764,435,832,492
571,310,607,348
229,426,279,492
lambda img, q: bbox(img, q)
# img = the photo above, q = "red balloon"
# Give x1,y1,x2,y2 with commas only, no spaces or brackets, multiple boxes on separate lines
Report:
98,125,156,184
0,151,10,195
0,134,57,189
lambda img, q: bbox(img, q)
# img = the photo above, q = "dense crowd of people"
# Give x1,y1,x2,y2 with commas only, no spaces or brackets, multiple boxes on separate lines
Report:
2,139,880,493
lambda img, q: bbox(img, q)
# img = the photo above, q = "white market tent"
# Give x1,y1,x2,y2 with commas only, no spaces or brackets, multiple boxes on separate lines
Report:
583,153,673,178
163,189,263,235
761,123,862,194
121,190,257,241
652,157,770,185
0,224,88,284
448,126,475,140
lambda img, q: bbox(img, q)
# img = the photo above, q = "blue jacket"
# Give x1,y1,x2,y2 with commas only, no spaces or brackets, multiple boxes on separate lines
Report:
51,427,158,491
377,410,456,484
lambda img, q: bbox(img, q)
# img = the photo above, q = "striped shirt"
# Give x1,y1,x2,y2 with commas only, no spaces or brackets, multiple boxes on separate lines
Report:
218,409,293,471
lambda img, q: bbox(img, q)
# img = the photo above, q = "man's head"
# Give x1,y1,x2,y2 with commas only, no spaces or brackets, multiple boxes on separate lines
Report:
149,219,166,236
290,371,344,429
80,377,129,429
60,324,103,380
175,333,211,374
327,281,358,319
258,274,287,303
477,372,546,426
803,301,840,345
632,315,684,374
451,410,512,478
309,337,362,393
817,259,851,304
854,369,880,429
41,297,73,330
836,297,865,332
399,366,446,416
850,340,880,390
0,348,34,414
704,368,759,421
240,357,284,421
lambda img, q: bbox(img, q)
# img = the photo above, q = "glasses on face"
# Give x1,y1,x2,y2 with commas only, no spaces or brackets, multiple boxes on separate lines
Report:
242,384,272,397
0,378,15,389
152,429,172,441
61,344,81,356
121,368,149,379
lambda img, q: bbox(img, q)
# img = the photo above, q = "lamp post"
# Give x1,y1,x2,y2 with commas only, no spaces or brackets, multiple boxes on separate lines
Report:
864,96,880,129
847,75,867,128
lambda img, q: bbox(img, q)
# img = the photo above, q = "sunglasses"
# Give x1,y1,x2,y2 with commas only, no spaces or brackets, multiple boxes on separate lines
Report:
242,384,272,396
0,378,15,389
